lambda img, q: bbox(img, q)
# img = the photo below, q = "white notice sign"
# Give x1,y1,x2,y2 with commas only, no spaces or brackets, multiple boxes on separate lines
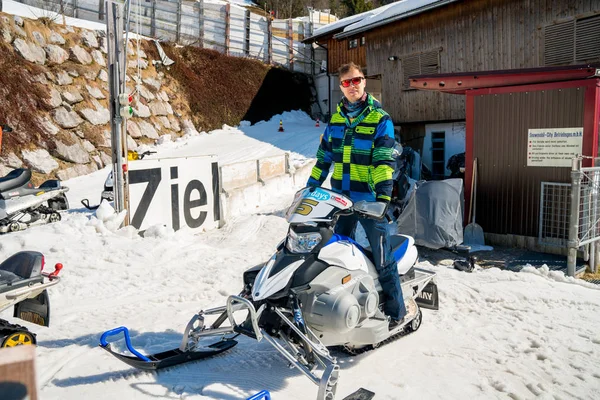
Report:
527,127,583,167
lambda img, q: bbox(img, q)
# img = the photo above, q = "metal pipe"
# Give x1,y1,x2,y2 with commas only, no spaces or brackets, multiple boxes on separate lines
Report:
568,157,582,277
226,295,263,341
273,307,332,361
260,332,320,385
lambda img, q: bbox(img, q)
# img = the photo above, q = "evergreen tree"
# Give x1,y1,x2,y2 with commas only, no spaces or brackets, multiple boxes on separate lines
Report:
340,0,374,15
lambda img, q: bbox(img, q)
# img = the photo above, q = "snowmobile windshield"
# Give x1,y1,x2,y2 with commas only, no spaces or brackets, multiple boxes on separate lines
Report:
285,187,352,224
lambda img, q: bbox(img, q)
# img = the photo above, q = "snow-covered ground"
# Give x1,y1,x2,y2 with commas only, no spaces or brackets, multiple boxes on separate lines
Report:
136,111,321,169
1,111,600,400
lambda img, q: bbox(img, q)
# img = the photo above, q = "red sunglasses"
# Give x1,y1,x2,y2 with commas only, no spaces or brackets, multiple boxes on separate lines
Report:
340,77,365,88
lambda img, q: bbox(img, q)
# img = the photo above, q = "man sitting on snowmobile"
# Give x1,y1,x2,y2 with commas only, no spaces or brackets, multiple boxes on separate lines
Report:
307,62,407,329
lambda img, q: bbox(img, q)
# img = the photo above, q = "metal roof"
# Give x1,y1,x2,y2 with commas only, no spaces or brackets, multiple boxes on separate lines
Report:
302,8,384,43
334,0,458,39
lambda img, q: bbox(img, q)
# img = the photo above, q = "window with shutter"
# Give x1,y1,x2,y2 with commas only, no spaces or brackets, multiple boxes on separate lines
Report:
402,50,440,90
544,14,600,66
576,15,600,63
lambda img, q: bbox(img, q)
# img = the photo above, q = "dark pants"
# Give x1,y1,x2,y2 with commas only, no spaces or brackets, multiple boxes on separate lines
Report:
335,214,407,321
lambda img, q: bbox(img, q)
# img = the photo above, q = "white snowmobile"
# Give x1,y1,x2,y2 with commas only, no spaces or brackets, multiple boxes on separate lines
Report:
0,168,69,233
100,187,438,399
0,251,63,347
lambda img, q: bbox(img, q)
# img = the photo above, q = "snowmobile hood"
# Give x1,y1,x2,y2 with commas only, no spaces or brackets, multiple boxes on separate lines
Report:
252,254,304,301
285,187,352,224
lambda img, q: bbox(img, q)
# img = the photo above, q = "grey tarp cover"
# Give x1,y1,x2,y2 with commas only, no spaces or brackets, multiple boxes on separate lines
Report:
395,179,464,249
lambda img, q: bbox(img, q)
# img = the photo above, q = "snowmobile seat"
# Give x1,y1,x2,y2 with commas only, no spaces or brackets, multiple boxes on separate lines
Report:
0,168,31,193
363,235,411,264
0,251,43,280
0,252,44,295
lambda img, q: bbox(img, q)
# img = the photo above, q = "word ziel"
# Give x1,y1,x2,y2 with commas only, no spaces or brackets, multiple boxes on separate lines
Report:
129,162,219,231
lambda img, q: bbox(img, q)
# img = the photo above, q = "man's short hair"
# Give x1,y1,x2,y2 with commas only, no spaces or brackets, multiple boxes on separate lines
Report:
338,62,363,77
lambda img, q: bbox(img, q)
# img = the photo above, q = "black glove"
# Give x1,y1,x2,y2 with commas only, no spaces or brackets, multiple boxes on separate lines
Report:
307,180,320,192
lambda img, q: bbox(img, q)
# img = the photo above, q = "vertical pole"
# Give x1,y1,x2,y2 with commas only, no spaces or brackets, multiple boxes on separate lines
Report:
225,3,230,55
267,15,272,64
595,237,600,273
73,0,78,18
106,0,128,223
568,157,582,277
288,18,293,70
176,0,182,43
198,0,204,48
309,21,315,75
590,242,596,273
591,168,600,273
99,0,105,20
244,9,250,57
538,182,545,244
150,0,156,37
60,0,66,25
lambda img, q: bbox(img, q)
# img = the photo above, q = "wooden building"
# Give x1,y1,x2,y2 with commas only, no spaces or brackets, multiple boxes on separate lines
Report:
411,65,600,245
304,0,600,178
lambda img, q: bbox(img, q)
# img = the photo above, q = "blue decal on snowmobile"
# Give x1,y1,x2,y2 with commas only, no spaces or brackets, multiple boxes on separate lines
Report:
393,238,410,262
293,308,305,326
324,233,369,256
307,188,331,201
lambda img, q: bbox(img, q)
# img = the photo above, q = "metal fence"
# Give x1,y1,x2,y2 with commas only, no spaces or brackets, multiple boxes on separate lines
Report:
539,182,571,247
540,157,600,275
9,0,328,74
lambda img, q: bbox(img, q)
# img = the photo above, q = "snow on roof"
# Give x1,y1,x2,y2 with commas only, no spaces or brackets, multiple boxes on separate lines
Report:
308,7,384,40
336,0,457,38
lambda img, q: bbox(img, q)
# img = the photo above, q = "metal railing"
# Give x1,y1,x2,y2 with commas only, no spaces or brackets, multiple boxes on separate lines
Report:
539,157,600,276
539,182,571,247
567,157,600,275
7,0,329,74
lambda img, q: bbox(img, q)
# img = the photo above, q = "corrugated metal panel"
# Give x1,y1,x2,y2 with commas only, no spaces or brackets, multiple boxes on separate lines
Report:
473,86,586,237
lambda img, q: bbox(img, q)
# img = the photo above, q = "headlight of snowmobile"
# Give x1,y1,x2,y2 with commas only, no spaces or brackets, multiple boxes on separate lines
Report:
286,230,322,253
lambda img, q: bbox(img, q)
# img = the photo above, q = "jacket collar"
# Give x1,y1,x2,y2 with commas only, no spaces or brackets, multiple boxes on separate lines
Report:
337,93,376,127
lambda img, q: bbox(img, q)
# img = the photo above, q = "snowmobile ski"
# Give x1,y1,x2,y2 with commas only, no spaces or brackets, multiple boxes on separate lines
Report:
99,307,240,370
100,338,238,370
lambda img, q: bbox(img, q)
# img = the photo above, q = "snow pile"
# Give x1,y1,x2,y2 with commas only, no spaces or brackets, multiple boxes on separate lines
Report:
522,264,600,289
88,200,128,234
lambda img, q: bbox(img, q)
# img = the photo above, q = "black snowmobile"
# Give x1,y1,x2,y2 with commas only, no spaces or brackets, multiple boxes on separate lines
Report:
0,251,63,347
0,168,69,233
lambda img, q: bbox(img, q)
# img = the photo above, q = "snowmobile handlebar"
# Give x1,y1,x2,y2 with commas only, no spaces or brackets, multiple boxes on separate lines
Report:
352,200,391,221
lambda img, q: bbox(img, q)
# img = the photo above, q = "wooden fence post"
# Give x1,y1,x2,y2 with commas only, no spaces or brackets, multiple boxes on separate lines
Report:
288,18,294,70
0,346,38,400
150,0,156,37
225,3,230,55
267,16,272,64
244,9,250,57
99,0,104,20
197,0,204,48
176,0,182,43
